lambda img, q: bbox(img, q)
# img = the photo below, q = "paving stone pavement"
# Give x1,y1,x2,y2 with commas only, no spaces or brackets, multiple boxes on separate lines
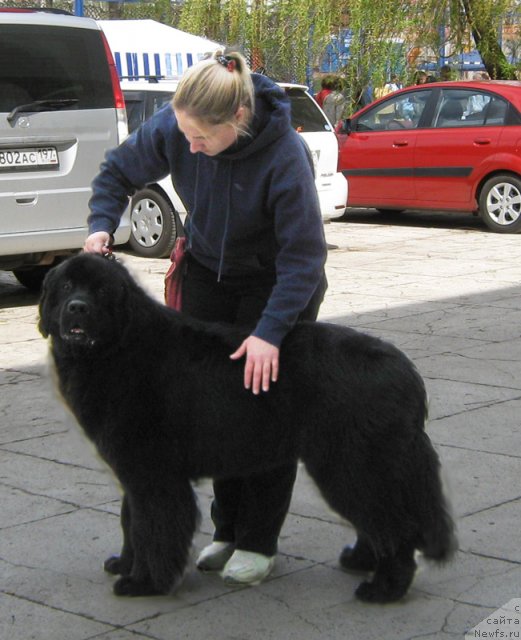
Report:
1,212,520,640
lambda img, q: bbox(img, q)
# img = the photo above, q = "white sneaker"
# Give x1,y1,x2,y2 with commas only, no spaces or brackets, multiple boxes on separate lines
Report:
222,550,275,585
196,541,235,572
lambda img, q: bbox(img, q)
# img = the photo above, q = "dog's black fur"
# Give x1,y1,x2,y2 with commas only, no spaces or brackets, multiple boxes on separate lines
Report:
39,254,456,603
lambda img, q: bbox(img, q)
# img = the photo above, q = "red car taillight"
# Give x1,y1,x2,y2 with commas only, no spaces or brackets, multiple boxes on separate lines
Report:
100,30,128,142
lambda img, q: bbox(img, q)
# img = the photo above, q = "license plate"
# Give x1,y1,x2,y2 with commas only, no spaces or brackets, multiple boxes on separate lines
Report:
0,147,59,170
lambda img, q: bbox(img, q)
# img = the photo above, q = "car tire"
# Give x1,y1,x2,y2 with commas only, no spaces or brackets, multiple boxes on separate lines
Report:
129,188,179,258
479,174,521,233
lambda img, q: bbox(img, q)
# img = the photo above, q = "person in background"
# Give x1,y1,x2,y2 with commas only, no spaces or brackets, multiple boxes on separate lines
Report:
314,75,335,107
322,77,347,126
384,74,401,93
413,70,428,85
375,74,402,99
439,65,453,81
84,50,327,587
464,71,491,116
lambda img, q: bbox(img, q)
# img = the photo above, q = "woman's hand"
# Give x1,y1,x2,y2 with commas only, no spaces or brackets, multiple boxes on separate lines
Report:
230,336,279,395
84,231,112,255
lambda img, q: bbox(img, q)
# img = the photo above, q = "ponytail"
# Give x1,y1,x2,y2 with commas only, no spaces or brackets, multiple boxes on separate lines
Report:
173,50,254,129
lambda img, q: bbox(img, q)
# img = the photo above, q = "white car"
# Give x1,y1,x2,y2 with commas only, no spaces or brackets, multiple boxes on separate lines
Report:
122,78,347,257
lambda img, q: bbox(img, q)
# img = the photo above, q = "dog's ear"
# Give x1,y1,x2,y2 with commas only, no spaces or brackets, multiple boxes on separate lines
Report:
38,267,58,338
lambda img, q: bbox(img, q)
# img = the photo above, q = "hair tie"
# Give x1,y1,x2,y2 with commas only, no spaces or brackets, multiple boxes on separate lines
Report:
216,55,237,72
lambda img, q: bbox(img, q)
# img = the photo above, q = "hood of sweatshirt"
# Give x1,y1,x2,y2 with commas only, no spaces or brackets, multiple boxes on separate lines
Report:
217,74,292,161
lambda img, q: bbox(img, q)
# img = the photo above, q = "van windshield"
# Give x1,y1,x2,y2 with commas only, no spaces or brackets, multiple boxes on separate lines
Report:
0,24,113,112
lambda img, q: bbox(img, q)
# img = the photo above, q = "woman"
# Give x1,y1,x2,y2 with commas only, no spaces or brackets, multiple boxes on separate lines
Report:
84,51,327,586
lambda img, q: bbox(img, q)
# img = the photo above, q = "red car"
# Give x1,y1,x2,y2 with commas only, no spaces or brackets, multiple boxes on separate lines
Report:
337,80,521,233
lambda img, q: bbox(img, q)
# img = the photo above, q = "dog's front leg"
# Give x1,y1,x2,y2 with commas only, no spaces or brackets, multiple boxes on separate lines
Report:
104,493,134,576
113,480,199,597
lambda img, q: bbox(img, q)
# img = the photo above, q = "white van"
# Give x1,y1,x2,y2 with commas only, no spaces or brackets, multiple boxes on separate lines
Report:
121,78,347,257
0,10,130,289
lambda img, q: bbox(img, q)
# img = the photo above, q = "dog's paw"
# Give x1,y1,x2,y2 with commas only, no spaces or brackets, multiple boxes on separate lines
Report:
354,575,409,604
113,576,164,597
354,580,398,604
104,555,132,575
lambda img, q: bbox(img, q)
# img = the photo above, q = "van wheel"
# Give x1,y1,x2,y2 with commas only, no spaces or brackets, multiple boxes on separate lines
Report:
129,188,179,258
479,174,521,233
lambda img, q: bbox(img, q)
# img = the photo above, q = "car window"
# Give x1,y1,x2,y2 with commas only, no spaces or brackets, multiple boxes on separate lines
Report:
123,90,178,133
124,94,146,132
284,87,332,132
149,91,174,116
434,89,509,128
0,24,114,111
355,89,432,132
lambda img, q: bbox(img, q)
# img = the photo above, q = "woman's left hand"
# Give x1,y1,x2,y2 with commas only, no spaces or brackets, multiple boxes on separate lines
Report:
230,336,279,395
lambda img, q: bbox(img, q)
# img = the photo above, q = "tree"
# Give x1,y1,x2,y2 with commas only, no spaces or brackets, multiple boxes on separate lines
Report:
460,0,517,78
339,0,428,108
178,0,346,80
174,0,519,100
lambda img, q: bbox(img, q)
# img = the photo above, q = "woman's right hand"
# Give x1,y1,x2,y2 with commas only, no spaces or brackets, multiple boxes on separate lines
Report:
84,231,112,255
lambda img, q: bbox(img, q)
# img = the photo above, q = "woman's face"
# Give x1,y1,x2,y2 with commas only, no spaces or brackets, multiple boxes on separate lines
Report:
175,109,240,156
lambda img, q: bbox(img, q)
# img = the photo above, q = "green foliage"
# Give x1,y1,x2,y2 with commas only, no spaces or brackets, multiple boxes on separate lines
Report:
33,0,518,92
178,0,345,81
339,0,426,109
460,0,517,78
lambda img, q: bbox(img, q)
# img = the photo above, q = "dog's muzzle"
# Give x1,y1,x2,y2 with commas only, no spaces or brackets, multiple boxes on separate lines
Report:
60,297,96,346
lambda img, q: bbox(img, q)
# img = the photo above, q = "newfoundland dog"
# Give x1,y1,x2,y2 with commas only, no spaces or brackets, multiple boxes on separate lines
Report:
39,253,456,603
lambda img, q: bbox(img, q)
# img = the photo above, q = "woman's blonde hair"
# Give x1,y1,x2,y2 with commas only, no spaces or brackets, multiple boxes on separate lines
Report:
173,50,254,130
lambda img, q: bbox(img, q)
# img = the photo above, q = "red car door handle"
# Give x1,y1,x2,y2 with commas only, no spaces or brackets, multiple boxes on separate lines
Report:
474,138,491,145
393,140,409,147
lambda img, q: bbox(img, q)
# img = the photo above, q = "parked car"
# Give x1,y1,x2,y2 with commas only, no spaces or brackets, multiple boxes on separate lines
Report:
0,9,130,289
121,78,347,257
337,80,521,233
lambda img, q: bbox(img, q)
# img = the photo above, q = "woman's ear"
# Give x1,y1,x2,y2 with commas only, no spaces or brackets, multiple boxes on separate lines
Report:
235,106,247,125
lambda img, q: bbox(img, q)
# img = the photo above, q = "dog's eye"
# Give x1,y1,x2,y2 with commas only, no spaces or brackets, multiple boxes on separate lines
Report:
62,281,72,292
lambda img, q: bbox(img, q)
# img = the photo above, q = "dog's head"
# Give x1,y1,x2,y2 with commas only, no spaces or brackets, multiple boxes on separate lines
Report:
39,253,134,351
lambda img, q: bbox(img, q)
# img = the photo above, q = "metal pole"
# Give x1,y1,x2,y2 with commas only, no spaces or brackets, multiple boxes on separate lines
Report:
74,0,84,17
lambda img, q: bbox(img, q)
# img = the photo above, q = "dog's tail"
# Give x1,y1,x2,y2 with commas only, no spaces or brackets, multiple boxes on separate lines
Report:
416,434,458,563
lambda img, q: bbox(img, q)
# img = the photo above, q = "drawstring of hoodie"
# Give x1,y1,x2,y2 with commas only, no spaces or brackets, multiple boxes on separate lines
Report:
187,155,232,282
217,161,232,282
186,155,200,252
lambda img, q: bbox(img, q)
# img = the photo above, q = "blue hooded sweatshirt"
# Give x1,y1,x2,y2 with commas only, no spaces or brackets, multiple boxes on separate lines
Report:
88,74,327,347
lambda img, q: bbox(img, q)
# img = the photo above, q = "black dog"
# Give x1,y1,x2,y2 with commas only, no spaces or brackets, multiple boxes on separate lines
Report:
39,254,456,603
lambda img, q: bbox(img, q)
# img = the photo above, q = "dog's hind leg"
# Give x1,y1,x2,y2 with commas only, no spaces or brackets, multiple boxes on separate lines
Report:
354,539,417,604
304,459,417,604
339,533,377,573
113,480,199,597
104,493,134,576
339,529,416,602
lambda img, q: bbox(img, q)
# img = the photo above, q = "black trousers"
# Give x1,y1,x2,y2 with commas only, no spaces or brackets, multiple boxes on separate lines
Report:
182,254,326,556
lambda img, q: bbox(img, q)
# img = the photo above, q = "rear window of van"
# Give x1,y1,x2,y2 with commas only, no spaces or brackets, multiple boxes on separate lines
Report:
285,87,332,133
0,24,114,111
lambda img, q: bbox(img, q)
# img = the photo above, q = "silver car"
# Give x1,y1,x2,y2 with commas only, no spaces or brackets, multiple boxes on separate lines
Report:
0,9,130,289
